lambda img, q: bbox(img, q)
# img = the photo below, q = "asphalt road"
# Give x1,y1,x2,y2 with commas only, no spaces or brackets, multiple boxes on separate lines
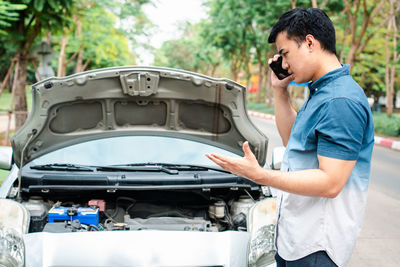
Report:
250,116,400,267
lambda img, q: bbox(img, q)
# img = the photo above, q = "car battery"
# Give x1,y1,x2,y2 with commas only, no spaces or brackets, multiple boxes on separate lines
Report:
48,206,99,226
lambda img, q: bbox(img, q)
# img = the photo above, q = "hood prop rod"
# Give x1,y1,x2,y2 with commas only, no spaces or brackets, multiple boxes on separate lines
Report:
16,129,37,201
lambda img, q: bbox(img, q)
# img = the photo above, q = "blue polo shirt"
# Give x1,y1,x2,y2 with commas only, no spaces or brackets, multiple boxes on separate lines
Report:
276,65,374,267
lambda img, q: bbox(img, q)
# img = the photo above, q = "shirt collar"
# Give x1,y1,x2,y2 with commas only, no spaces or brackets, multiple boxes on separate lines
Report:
308,64,350,94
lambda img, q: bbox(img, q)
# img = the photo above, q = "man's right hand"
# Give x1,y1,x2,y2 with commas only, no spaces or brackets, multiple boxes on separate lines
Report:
269,54,294,90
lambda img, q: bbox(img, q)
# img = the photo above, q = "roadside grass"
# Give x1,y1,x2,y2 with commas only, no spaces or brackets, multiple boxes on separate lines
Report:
0,169,9,185
246,102,275,115
0,88,33,115
0,131,13,185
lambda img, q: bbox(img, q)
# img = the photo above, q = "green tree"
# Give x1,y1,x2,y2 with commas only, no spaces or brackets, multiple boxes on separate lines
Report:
384,0,399,116
336,0,400,68
154,22,224,76
55,1,136,76
0,0,26,35
203,0,251,81
202,0,300,102
5,0,75,130
0,1,26,91
98,0,153,60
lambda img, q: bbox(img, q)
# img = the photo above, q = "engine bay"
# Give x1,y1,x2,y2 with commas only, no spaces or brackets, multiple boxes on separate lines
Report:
19,189,267,234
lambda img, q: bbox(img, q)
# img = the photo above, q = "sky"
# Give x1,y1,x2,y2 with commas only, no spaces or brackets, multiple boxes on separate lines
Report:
136,0,208,65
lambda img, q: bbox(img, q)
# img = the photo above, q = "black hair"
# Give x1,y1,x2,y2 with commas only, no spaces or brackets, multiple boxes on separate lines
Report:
268,8,336,55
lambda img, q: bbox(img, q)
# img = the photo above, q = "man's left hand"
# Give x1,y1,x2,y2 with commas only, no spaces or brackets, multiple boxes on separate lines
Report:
205,141,262,181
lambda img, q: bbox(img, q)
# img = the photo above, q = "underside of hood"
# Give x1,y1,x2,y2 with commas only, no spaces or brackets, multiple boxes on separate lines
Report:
12,66,268,167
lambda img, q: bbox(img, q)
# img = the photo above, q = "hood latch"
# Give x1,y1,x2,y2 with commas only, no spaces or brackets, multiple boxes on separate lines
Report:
120,72,160,96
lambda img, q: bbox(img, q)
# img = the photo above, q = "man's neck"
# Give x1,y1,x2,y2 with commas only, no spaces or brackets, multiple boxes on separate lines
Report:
311,53,342,82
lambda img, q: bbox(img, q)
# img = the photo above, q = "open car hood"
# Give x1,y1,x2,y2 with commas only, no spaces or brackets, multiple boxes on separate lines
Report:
12,66,268,167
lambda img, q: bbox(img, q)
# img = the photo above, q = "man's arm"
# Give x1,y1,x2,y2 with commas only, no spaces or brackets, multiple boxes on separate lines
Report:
269,56,297,146
273,85,297,146
206,142,355,198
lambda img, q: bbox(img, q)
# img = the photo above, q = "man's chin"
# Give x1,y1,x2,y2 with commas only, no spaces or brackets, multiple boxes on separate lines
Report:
294,77,308,84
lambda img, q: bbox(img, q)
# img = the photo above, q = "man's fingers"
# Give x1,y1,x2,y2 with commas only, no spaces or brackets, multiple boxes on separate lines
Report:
242,141,256,160
205,153,228,167
243,141,251,154
268,54,281,65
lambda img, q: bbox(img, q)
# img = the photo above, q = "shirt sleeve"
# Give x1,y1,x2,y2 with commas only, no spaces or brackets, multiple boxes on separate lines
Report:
315,98,367,160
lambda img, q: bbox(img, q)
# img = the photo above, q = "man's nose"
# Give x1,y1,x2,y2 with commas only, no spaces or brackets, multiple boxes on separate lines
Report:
282,59,289,70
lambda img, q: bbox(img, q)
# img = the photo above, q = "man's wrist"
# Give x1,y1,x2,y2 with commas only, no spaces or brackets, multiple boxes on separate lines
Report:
273,87,291,103
249,165,270,185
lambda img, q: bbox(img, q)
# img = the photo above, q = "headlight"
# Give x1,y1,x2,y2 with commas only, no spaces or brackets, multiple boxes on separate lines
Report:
247,198,277,267
0,199,29,267
0,227,25,267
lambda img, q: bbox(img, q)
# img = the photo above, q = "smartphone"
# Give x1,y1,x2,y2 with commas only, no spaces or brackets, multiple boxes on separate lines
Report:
269,56,290,80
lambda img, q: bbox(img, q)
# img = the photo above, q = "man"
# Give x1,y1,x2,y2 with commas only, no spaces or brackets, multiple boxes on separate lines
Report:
206,8,374,267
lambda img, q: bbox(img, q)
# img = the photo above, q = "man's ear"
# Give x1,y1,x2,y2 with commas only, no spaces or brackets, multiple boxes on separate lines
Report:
305,34,316,51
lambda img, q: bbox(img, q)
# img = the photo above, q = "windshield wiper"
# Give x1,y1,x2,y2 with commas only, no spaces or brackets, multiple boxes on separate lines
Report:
142,163,230,173
97,163,229,175
97,164,179,175
30,163,94,172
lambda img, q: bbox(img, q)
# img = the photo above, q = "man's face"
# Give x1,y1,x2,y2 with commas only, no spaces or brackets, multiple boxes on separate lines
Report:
275,31,315,83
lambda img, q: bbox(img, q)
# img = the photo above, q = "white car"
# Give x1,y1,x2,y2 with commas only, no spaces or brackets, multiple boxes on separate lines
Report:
0,66,278,267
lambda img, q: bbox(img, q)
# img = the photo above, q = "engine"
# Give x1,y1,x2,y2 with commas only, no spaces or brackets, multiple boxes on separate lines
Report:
20,191,263,234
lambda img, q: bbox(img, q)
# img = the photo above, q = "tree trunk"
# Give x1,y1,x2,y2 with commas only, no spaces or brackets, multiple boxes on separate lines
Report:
390,5,397,112
311,0,318,8
75,17,84,73
75,47,84,73
264,50,274,107
230,57,240,81
256,61,263,103
264,67,273,107
13,12,41,130
81,57,92,71
343,0,399,68
0,60,15,95
210,64,217,77
339,26,350,63
14,53,29,130
346,44,358,68
57,35,68,77
385,0,398,116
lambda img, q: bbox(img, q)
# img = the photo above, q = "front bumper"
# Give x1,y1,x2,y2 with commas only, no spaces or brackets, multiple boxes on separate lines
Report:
25,230,250,266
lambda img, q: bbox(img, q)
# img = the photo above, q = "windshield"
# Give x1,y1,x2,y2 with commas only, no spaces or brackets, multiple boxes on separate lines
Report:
30,136,239,168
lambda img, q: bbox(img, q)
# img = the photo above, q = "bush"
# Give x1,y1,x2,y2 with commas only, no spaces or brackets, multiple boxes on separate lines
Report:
373,112,400,137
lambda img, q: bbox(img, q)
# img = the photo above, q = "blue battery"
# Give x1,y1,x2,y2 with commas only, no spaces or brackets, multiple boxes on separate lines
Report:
48,207,99,226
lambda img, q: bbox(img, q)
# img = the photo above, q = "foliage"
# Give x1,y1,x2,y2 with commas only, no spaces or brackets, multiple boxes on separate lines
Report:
49,0,154,75
153,21,228,76
373,112,400,137
0,0,26,35
5,0,75,47
52,2,136,74
96,0,154,58
0,0,78,130
335,0,393,100
202,0,259,79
